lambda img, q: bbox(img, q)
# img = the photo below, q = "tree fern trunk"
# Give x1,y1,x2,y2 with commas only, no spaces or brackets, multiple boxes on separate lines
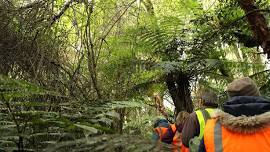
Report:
175,72,193,113
166,72,193,114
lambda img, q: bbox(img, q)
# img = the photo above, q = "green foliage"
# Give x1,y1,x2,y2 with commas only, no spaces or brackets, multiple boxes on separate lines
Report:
0,75,154,151
46,134,172,152
2,0,270,151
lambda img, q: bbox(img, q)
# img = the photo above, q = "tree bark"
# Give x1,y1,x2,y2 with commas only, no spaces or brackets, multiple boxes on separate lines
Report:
165,72,193,114
175,72,194,113
238,0,270,58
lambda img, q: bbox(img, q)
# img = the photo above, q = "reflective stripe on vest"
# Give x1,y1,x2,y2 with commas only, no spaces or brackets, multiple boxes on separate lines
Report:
204,119,222,152
195,108,214,138
214,121,223,152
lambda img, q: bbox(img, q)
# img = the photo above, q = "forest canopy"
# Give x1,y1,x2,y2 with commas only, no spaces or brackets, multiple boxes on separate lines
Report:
1,0,270,151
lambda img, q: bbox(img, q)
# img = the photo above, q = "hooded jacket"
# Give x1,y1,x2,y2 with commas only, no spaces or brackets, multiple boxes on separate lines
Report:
199,96,270,152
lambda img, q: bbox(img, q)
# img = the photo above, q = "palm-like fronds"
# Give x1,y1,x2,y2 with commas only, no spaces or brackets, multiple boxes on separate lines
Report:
0,75,150,151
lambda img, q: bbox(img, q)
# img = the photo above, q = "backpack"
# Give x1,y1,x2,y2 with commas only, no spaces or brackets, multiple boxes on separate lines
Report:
189,136,201,152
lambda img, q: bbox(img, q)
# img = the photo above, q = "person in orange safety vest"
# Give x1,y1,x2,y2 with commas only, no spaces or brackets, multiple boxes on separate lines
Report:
152,118,176,144
199,77,270,152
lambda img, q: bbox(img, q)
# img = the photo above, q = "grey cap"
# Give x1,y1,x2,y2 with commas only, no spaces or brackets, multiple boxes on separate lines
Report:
226,77,260,97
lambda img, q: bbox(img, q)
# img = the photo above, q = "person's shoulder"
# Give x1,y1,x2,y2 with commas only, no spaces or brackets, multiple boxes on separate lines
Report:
186,112,198,121
190,111,197,116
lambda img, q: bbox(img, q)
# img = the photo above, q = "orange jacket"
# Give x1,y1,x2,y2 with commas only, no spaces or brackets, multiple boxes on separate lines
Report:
154,124,177,143
204,118,270,152
154,127,169,140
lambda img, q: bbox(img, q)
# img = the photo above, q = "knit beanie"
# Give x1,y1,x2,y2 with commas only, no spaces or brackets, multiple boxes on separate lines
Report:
226,77,260,97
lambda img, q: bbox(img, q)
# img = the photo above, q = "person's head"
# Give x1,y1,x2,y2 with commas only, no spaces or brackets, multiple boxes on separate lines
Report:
199,90,218,108
175,111,189,127
153,118,169,128
226,77,260,98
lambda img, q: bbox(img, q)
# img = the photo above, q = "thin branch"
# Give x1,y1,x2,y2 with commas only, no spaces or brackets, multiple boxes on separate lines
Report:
249,69,270,77
50,0,76,26
96,0,137,63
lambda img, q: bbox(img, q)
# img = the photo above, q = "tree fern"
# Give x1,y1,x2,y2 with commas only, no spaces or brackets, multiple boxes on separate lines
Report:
0,75,152,151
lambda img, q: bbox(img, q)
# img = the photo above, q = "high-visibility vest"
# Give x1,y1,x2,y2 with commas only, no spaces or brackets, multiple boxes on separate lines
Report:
195,108,215,138
204,119,270,152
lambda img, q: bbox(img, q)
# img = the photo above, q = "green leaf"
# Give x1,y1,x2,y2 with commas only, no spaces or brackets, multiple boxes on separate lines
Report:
105,111,120,120
74,124,98,134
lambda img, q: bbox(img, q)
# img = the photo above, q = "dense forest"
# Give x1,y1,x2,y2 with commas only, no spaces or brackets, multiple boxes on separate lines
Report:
1,0,270,151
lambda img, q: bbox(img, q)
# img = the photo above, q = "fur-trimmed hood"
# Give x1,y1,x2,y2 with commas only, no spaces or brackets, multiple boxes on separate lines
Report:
211,110,270,134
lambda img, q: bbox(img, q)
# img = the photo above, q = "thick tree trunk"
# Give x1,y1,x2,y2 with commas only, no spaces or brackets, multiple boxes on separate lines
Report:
238,0,270,58
175,72,194,113
166,72,193,114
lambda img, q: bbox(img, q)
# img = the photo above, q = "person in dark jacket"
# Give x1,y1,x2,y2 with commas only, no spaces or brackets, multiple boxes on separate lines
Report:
199,77,270,152
181,90,218,150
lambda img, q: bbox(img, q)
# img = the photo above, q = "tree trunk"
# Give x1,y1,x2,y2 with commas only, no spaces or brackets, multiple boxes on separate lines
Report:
238,0,270,58
166,72,193,114
113,109,125,134
175,72,194,113
84,3,102,100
